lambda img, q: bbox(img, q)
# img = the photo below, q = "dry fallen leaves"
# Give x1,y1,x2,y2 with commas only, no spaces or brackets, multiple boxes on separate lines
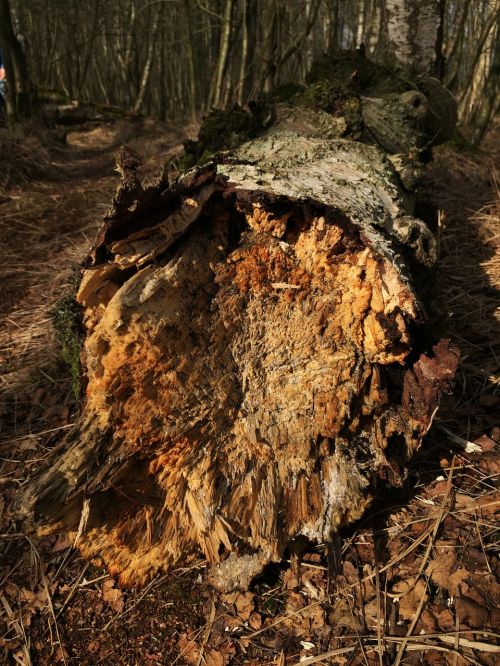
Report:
101,579,124,612
392,576,429,620
176,633,200,665
425,544,470,594
234,592,255,621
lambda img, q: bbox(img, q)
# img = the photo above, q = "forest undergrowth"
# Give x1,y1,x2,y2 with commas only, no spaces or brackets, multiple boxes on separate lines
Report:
0,118,498,665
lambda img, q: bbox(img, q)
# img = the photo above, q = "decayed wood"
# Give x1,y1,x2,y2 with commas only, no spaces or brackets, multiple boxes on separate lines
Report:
22,75,459,590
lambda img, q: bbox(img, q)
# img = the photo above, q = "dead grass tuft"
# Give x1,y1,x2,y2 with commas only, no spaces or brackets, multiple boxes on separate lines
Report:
424,142,500,445
0,124,51,190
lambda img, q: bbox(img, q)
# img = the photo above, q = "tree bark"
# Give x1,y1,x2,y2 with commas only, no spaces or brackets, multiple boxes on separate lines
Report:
382,0,440,76
132,4,162,114
209,0,236,108
22,72,459,589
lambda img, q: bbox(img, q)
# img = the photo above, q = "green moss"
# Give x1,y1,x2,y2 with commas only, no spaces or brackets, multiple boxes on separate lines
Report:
51,272,84,404
296,79,363,137
300,80,342,113
179,49,420,170
94,102,130,117
343,96,363,136
181,103,266,170
307,50,411,95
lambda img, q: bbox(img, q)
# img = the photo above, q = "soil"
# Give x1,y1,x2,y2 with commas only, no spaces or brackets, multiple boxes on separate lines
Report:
0,118,498,665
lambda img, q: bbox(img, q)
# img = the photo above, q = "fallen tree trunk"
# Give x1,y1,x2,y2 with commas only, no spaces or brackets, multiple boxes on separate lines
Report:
23,55,459,591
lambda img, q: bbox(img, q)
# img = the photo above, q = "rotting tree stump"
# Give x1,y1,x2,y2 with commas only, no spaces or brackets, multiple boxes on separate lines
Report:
22,56,459,591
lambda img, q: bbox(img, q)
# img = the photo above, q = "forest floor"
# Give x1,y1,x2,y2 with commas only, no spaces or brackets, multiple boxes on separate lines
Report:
0,117,498,665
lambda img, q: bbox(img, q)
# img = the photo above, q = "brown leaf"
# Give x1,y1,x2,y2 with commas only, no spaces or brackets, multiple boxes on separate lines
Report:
220,592,238,606
328,597,362,631
234,591,254,621
426,546,469,594
4,582,19,598
102,579,124,612
21,611,32,627
454,490,500,517
17,439,38,452
455,596,489,628
205,649,224,666
283,567,300,589
282,592,324,637
248,611,262,630
392,576,428,620
474,434,496,452
53,535,72,552
436,608,454,631
489,609,500,628
301,567,326,599
54,646,69,662
17,586,46,611
12,650,30,666
341,560,359,584
176,633,199,665
219,641,236,661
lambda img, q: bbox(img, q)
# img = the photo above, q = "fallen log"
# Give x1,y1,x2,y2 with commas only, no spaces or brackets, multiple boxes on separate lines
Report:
23,54,459,591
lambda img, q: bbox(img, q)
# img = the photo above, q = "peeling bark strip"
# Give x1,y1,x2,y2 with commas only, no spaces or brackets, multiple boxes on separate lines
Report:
21,124,458,588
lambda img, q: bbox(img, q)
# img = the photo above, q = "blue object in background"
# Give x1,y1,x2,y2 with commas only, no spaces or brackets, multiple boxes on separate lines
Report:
0,48,5,98
0,48,6,125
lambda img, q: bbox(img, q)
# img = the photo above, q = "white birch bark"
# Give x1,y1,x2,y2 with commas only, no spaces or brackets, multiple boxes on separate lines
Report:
384,0,440,75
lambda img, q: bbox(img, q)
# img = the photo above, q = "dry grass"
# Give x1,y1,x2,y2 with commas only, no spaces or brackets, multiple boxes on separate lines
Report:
424,140,500,444
0,124,51,191
0,171,115,442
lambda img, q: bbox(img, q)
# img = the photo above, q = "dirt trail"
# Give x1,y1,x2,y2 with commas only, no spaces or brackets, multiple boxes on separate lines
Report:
0,121,498,665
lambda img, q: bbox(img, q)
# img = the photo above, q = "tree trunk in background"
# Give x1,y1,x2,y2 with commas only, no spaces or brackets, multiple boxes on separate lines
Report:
237,0,250,105
183,0,198,120
210,0,236,108
382,0,440,75
132,4,162,113
5,0,496,136
261,0,279,92
275,0,321,77
458,6,499,126
0,0,32,118
434,0,446,79
470,16,500,145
